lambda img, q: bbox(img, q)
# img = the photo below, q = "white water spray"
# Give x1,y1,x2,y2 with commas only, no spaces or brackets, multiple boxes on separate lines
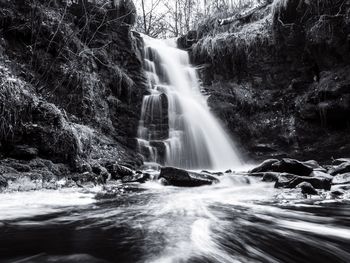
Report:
137,37,242,170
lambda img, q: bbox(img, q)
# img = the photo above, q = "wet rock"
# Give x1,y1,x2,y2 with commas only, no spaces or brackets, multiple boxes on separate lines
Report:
261,172,284,182
107,163,134,180
331,190,344,197
275,173,332,190
9,145,38,160
329,162,350,176
159,167,219,187
158,177,169,186
310,171,333,180
71,172,103,185
122,173,151,183
225,169,232,173
273,173,297,187
75,161,93,173
297,182,318,195
303,160,326,172
271,158,313,177
249,159,279,173
91,163,111,182
332,173,350,185
332,158,350,166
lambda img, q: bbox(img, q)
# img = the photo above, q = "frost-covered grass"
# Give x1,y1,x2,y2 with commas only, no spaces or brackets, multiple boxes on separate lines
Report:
193,11,272,70
0,64,35,142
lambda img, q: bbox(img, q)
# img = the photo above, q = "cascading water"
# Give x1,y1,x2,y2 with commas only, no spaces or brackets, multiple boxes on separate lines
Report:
137,37,242,170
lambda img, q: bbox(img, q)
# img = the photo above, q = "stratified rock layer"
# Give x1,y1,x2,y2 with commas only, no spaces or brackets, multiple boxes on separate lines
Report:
187,0,350,162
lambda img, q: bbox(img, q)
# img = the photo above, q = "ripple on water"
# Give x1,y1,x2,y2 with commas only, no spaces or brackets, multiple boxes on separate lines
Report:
1,174,350,263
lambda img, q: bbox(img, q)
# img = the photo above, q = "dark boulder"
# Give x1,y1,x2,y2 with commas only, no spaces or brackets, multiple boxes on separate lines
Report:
331,190,344,197
9,145,38,160
273,173,297,187
297,182,318,195
158,177,169,186
271,158,313,177
261,172,285,182
159,167,219,187
329,162,350,176
91,163,111,182
332,173,350,185
275,173,332,190
303,160,326,172
105,163,134,180
249,159,279,173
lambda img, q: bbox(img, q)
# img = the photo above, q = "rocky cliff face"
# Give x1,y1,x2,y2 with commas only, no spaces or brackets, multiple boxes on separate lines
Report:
184,0,350,162
0,0,147,183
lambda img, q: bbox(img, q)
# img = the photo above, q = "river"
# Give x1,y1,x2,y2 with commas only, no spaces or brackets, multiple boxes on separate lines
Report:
1,174,349,263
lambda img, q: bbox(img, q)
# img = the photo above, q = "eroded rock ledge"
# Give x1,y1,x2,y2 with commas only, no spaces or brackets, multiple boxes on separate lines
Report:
182,0,350,162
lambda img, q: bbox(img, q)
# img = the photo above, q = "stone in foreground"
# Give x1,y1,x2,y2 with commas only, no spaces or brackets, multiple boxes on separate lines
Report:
275,173,332,190
159,167,219,187
271,158,313,177
249,159,279,173
297,182,318,195
329,162,350,176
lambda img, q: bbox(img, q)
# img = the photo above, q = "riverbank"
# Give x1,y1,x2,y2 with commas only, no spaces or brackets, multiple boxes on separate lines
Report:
0,0,147,178
1,156,350,200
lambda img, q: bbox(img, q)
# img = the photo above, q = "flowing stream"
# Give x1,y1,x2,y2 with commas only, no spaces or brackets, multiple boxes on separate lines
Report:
137,37,242,170
1,176,350,263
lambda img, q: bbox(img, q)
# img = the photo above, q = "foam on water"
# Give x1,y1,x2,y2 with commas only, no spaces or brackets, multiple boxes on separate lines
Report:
0,188,96,221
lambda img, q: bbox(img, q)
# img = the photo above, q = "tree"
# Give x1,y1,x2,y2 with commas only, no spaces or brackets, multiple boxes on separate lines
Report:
134,0,167,37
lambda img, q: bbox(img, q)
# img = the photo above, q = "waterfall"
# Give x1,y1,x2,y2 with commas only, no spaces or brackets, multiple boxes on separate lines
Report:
137,37,242,170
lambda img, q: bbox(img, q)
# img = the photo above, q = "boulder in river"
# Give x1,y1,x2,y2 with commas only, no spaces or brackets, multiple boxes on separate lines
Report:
332,158,350,166
275,173,332,190
249,159,279,173
329,162,350,176
261,172,284,182
159,167,219,187
106,163,134,180
303,160,327,172
271,158,313,177
297,182,318,195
